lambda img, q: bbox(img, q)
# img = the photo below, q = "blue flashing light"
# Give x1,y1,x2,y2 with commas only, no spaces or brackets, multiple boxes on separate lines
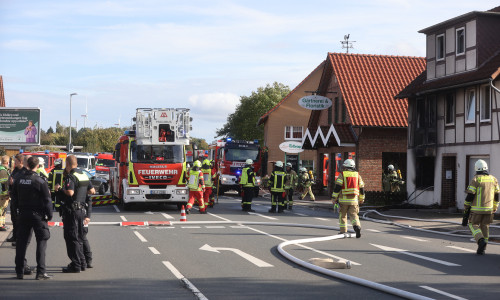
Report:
254,139,259,144
19,149,24,153
226,137,232,142
236,170,242,176
205,150,208,154
45,150,50,154
124,130,130,135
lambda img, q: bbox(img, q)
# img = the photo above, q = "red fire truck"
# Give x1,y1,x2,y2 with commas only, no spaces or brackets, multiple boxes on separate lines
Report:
209,138,262,195
95,153,114,180
21,150,67,173
109,108,191,210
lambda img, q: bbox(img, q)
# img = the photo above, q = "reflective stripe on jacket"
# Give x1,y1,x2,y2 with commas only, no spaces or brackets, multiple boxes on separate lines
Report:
270,170,286,192
333,171,364,204
466,174,500,213
187,170,205,191
239,167,255,188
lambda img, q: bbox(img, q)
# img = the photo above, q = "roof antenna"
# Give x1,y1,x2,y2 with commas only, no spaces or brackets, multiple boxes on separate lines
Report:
341,34,355,53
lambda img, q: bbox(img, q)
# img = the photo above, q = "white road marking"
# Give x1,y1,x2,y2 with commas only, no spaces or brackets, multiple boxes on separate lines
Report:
163,261,208,300
370,243,460,266
420,285,468,300
446,246,475,253
181,226,201,229
230,225,248,228
120,216,127,221
133,231,147,242
294,213,308,216
401,236,428,242
200,244,273,267
155,227,175,229
248,212,278,220
144,211,154,214
366,229,381,233
205,226,225,228
149,247,160,254
246,226,361,265
315,217,329,221
161,213,174,219
113,205,120,212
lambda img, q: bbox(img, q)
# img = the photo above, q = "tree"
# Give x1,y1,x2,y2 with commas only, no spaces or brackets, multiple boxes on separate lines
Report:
216,82,290,143
187,138,209,151
47,126,54,134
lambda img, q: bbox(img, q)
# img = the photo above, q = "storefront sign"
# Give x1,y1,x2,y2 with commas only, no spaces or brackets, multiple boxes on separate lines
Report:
279,141,304,153
0,107,41,145
298,95,332,110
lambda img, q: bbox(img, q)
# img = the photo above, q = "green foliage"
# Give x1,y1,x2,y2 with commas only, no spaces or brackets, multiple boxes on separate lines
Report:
216,82,290,143
188,137,209,151
46,126,54,134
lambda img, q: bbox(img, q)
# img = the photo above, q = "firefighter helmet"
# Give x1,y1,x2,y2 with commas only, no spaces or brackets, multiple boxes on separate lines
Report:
38,157,45,167
388,164,394,171
474,159,488,172
300,167,307,173
54,158,63,166
275,161,283,168
193,160,202,168
343,159,355,169
286,162,292,168
246,159,253,165
202,159,210,169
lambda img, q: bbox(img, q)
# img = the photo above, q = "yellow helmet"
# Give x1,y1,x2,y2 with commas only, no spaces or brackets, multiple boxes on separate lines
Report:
193,160,202,168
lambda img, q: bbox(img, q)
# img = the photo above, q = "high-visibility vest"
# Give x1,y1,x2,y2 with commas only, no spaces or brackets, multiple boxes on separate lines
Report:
239,167,255,188
334,171,364,204
48,169,64,192
0,166,9,196
201,167,213,187
285,170,297,189
187,170,204,191
270,170,286,193
466,174,500,213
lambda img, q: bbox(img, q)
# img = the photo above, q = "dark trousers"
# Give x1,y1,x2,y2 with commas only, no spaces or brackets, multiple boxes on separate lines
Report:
270,191,285,212
15,211,50,275
62,209,85,269
82,225,92,265
241,187,254,210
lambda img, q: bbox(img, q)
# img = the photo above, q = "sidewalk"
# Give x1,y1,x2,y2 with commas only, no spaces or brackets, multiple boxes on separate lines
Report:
0,213,13,246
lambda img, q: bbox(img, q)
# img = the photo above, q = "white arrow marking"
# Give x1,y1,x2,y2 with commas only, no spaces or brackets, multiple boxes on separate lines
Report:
200,244,273,267
370,243,460,266
248,212,278,220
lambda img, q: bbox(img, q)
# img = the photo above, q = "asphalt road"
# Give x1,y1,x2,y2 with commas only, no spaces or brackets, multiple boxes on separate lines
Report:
1,193,499,300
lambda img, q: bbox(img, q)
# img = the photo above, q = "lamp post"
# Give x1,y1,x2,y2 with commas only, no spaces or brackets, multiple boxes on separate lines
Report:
69,93,77,152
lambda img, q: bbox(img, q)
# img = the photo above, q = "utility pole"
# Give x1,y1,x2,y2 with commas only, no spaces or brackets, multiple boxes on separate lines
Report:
341,34,356,53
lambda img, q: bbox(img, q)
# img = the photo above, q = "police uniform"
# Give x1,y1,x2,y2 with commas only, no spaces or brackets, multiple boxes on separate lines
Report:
7,167,27,244
332,170,365,238
11,169,53,279
59,168,92,273
268,167,286,213
239,165,256,212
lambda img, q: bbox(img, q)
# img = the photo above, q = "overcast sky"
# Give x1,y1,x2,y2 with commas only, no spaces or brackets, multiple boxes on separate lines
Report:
1,0,498,141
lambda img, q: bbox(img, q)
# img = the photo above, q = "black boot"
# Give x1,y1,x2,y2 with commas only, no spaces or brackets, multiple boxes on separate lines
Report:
268,206,276,213
477,238,487,255
353,225,361,238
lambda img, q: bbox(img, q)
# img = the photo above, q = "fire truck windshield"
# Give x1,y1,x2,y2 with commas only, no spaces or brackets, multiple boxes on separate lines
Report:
131,142,183,164
225,148,259,162
96,159,115,167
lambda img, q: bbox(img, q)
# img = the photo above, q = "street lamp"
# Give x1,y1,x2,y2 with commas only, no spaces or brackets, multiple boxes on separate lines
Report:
69,93,77,152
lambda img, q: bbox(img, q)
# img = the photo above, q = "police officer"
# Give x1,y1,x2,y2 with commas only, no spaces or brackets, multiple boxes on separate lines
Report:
268,161,286,213
6,154,25,245
56,155,94,273
11,156,53,280
331,159,365,238
48,158,64,210
284,162,298,210
465,159,499,255
239,159,256,212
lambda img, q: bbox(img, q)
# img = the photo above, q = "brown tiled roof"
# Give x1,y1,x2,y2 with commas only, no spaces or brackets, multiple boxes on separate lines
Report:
257,61,325,126
0,76,5,107
396,51,500,98
328,53,426,127
302,123,357,150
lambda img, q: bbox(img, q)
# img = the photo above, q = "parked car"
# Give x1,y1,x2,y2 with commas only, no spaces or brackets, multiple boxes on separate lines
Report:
82,169,108,195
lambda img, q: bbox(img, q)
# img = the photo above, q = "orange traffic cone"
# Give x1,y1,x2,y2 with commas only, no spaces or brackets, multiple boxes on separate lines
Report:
180,205,187,222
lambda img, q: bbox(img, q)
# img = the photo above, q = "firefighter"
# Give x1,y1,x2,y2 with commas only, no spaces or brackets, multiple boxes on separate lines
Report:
299,167,315,201
465,159,499,255
268,161,286,213
0,155,11,231
239,159,256,212
11,156,53,280
186,160,206,214
36,157,49,180
201,159,215,208
331,159,365,238
284,162,298,210
48,158,64,211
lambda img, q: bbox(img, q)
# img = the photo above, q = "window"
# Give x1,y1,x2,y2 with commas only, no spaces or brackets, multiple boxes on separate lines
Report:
284,126,303,140
456,28,465,55
480,85,491,122
445,93,455,125
466,89,476,123
416,156,435,189
436,34,445,60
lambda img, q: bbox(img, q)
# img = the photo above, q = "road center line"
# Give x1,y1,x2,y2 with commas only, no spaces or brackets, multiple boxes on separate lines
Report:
248,212,278,220
420,285,468,300
370,243,460,266
133,231,148,242
163,261,208,300
120,216,127,221
149,247,160,254
446,245,475,253
401,236,428,242
205,226,225,228
315,217,329,221
294,213,308,216
366,229,381,233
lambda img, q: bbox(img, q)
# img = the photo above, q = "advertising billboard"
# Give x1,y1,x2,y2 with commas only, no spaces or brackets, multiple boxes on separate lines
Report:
0,107,41,145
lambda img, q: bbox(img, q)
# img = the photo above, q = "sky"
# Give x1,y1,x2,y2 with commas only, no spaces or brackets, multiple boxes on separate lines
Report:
1,0,499,142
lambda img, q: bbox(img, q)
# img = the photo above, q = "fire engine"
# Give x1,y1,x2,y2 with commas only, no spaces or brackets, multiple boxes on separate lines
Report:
95,152,114,180
209,138,262,195
109,108,191,210
21,150,67,173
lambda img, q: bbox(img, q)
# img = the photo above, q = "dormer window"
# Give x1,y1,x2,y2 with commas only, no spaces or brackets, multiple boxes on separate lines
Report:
436,34,445,61
456,27,465,55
